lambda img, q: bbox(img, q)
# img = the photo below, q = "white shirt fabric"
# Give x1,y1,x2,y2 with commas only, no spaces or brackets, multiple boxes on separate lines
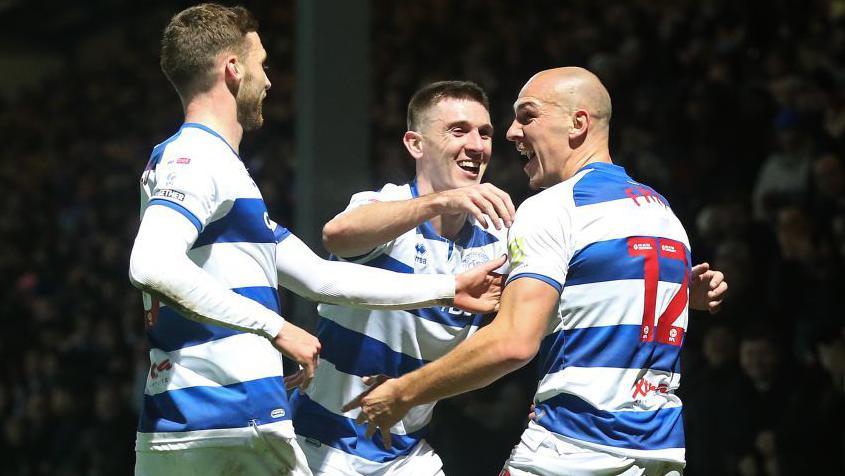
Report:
506,162,691,464
290,180,507,472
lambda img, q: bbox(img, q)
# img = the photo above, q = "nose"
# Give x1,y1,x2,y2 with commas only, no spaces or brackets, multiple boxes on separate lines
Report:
464,130,484,154
506,119,522,142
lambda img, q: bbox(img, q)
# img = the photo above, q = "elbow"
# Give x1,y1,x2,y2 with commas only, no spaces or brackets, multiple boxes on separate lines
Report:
128,245,159,293
321,218,350,254
497,336,540,370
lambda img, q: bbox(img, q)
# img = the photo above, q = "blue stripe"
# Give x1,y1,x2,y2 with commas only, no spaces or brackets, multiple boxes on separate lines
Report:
360,253,414,274
404,306,487,328
274,224,291,243
148,199,203,232
356,252,486,328
566,238,690,287
318,318,427,377
408,179,500,249
506,272,563,293
415,211,499,250
148,286,280,352
139,376,290,433
536,392,684,451
290,391,427,463
193,198,275,248
182,123,240,158
538,326,682,376
573,164,669,208
145,130,184,172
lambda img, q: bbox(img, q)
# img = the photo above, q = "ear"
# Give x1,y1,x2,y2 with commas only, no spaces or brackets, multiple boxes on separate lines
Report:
569,109,590,140
224,55,243,85
403,131,424,160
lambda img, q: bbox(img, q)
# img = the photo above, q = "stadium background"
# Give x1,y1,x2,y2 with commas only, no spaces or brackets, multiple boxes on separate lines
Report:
1,0,844,474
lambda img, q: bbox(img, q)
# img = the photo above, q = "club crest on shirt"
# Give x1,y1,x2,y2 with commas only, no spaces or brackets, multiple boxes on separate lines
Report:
461,250,490,270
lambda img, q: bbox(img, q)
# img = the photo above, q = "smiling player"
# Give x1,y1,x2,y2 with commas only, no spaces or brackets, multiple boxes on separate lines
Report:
289,81,514,475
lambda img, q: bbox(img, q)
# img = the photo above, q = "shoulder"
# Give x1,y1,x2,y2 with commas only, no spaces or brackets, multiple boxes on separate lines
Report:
515,181,576,225
349,182,412,204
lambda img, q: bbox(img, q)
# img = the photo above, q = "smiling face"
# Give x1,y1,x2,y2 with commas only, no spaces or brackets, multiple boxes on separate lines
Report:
410,98,493,193
505,79,572,190
506,68,613,190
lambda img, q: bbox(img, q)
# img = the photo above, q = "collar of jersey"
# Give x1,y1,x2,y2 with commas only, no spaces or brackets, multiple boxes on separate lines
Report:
181,123,241,159
409,178,478,249
578,161,626,176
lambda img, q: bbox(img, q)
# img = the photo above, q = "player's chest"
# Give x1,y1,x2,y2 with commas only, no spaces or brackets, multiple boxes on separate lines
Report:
406,237,499,274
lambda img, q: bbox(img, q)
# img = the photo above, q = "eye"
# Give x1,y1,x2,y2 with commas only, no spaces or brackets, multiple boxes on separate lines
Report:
516,110,535,125
450,127,467,136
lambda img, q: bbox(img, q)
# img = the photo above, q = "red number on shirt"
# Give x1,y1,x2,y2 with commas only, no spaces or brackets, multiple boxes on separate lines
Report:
627,237,688,346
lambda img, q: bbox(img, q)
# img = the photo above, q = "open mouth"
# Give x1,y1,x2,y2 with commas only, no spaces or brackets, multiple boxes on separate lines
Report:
457,160,481,174
516,144,536,161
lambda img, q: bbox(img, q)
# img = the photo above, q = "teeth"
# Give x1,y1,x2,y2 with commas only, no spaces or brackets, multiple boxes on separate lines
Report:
516,145,534,159
457,160,479,168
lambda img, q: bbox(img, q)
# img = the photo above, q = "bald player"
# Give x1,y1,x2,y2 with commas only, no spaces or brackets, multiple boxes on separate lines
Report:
345,67,727,475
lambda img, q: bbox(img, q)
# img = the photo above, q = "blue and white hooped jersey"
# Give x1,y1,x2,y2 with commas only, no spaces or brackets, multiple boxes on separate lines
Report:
136,123,293,451
291,180,507,468
506,162,691,463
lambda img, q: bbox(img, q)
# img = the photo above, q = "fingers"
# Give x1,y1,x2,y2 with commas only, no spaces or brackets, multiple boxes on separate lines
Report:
466,203,490,229
482,255,507,273
478,184,514,228
708,270,725,289
691,262,710,278
342,375,388,412
364,421,376,439
444,184,515,230
380,426,392,449
708,280,728,314
284,369,305,390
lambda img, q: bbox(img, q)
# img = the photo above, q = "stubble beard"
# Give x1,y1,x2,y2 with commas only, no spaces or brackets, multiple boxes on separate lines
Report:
237,76,264,131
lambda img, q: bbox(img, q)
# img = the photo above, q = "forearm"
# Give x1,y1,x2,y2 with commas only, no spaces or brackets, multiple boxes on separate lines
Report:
392,278,558,406
396,322,534,406
277,235,455,309
129,206,284,339
322,195,444,257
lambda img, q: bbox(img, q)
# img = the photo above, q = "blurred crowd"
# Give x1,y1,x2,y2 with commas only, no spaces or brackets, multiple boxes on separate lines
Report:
1,0,843,474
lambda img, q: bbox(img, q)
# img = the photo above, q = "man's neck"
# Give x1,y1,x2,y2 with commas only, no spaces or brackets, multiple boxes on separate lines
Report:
562,142,612,181
183,88,243,154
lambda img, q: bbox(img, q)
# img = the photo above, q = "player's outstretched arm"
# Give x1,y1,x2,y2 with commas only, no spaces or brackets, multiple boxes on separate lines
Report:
129,205,320,389
341,277,557,448
689,262,728,314
275,234,504,313
322,183,515,258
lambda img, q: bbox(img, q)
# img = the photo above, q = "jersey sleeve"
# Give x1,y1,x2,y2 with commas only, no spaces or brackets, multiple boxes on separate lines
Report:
147,154,221,232
504,195,573,293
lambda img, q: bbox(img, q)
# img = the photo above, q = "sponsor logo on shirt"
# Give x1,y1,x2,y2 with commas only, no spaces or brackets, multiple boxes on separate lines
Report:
632,377,669,399
270,408,286,418
154,189,186,201
415,243,427,265
508,237,526,267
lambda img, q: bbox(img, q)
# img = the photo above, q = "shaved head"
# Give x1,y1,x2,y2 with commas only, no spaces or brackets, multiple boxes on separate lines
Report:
506,66,614,187
519,67,612,130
